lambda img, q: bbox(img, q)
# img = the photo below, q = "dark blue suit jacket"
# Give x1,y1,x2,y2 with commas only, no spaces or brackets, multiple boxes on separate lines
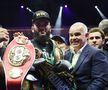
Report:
64,44,108,90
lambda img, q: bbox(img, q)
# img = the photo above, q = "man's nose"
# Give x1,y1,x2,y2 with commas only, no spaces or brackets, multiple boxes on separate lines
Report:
71,35,77,39
38,26,46,30
93,40,96,43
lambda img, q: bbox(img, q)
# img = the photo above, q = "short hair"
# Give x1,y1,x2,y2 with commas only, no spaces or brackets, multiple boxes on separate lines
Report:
69,22,88,33
89,27,105,40
52,35,68,45
98,19,108,30
103,27,108,36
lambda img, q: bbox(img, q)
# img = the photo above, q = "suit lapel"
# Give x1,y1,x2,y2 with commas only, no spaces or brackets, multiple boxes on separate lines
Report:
72,44,90,73
65,49,74,63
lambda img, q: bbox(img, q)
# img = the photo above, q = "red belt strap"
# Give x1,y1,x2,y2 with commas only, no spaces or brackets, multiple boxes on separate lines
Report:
3,36,35,90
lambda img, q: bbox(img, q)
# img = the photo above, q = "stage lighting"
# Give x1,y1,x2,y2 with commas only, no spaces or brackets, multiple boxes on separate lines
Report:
21,6,24,8
53,6,63,35
64,5,67,8
26,7,34,14
95,5,107,19
95,5,97,9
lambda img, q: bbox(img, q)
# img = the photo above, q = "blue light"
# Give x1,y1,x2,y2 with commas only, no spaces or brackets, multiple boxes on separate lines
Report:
21,6,24,8
64,5,67,8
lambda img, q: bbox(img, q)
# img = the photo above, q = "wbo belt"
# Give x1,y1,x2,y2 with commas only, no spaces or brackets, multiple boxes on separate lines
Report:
3,36,35,90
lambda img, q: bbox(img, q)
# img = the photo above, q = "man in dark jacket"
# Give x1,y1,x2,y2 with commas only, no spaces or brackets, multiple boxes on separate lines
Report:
65,22,108,90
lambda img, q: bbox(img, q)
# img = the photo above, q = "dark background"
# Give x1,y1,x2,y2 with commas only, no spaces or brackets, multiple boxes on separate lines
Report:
0,0,108,28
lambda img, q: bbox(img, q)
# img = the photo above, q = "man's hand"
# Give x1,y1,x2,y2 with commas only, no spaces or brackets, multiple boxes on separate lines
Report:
0,27,9,47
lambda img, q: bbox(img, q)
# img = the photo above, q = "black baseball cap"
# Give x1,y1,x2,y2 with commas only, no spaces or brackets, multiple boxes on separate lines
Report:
52,35,68,45
32,10,50,22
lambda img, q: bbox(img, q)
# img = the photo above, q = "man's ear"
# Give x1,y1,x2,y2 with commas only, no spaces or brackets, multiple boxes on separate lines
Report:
85,33,89,38
102,39,105,45
31,24,35,33
31,29,34,33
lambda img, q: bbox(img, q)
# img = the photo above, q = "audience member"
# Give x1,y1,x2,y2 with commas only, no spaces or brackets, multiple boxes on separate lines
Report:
98,19,108,30
98,19,108,51
0,27,9,90
65,22,108,90
88,27,105,49
88,27,108,90
52,35,69,55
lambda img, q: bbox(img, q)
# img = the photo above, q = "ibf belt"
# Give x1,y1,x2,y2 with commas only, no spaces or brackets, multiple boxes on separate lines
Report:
3,36,35,90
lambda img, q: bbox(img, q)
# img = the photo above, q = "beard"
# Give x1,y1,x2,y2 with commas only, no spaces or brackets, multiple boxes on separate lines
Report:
33,31,50,44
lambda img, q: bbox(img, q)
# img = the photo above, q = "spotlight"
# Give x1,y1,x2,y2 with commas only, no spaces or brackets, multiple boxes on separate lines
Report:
60,6,63,9
26,7,34,14
21,6,24,8
64,5,67,8
95,5,97,9
94,5,107,19
53,5,63,35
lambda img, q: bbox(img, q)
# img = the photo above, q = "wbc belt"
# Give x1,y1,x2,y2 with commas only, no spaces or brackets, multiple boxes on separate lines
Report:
3,36,35,90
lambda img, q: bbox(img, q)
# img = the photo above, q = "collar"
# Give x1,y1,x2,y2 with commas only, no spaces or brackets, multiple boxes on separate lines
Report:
70,42,87,54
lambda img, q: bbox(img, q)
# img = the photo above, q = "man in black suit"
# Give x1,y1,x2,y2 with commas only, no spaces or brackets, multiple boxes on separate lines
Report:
65,22,108,90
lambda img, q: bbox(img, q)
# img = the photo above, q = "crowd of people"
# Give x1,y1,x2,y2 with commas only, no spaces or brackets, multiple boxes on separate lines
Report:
0,10,108,90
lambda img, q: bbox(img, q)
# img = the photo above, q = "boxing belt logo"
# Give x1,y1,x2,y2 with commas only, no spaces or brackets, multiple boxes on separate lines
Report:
9,46,30,67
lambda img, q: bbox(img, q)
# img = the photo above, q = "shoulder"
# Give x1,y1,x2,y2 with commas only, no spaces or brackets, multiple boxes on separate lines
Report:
81,44,107,61
84,44,104,53
86,44,107,60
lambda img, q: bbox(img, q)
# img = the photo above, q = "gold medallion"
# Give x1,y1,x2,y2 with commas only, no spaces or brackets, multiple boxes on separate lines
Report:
8,46,30,66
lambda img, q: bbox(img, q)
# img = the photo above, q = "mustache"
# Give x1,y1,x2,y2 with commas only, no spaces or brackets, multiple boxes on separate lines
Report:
33,32,50,40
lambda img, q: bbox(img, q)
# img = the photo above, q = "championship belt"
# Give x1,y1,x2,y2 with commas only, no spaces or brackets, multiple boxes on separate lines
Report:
3,36,35,90
34,60,76,90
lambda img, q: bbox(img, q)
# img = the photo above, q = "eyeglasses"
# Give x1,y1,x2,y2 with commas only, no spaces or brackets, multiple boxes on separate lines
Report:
89,36,101,40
